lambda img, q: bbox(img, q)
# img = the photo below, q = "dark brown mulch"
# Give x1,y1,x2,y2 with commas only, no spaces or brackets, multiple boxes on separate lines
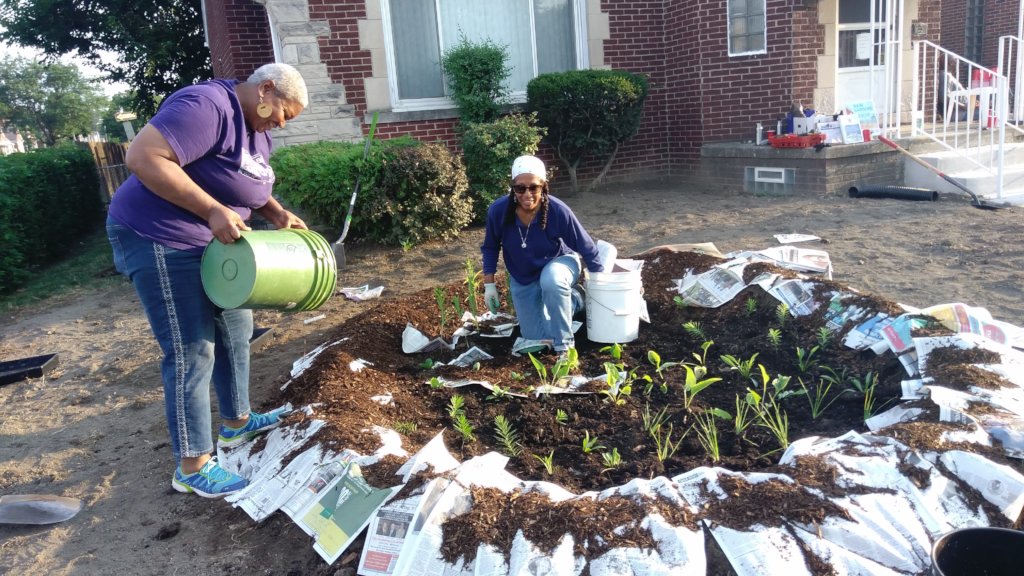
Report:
277,247,1019,568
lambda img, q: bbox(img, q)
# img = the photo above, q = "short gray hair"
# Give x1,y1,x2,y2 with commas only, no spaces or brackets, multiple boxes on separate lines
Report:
247,63,308,108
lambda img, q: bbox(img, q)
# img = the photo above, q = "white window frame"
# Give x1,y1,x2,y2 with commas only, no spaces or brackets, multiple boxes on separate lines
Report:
380,0,590,112
727,0,767,57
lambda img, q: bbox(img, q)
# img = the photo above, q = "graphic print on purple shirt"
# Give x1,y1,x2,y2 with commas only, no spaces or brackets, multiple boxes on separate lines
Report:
107,79,275,251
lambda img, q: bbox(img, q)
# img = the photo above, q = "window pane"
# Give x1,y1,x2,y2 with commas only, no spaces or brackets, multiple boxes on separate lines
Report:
391,0,445,99
535,0,576,75
729,0,765,55
439,0,533,92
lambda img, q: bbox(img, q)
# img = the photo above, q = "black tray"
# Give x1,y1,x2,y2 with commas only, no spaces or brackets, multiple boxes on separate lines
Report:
0,354,60,386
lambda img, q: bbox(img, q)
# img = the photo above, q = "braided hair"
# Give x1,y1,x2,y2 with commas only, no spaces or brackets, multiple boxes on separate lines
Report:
503,182,550,230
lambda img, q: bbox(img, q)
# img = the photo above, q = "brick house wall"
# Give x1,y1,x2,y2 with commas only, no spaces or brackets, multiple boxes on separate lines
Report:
940,0,1018,72
205,0,275,79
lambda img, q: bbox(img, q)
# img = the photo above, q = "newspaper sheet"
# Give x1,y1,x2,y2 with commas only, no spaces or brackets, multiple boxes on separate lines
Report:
938,450,1024,520
447,347,494,368
879,314,933,376
452,311,518,339
755,245,833,279
774,233,821,244
920,302,1024,348
674,264,746,308
842,312,894,351
282,338,348,389
294,462,401,564
402,323,457,354
634,242,724,258
429,376,529,398
765,278,821,317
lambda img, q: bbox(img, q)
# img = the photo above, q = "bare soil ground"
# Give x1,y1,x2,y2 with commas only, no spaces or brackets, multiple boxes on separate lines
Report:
1,181,1022,575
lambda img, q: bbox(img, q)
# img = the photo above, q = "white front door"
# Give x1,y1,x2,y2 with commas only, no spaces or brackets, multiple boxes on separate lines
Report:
835,0,887,116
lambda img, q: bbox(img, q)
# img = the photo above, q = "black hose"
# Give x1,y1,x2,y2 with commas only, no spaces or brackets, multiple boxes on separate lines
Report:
848,186,938,201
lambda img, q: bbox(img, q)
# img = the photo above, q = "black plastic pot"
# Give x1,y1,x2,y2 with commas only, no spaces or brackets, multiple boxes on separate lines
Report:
849,185,939,201
931,527,1024,576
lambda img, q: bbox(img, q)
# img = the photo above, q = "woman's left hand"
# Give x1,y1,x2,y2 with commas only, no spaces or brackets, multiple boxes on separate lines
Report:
271,209,307,230
256,197,307,230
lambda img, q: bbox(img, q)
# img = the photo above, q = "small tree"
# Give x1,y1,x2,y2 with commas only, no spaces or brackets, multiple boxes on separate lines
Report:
440,34,511,125
527,70,649,193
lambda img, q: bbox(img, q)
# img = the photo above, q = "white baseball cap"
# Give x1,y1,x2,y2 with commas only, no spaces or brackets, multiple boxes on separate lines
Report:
511,155,546,181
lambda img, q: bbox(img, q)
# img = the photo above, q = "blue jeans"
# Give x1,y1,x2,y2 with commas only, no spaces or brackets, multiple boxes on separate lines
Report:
510,254,583,351
106,217,252,461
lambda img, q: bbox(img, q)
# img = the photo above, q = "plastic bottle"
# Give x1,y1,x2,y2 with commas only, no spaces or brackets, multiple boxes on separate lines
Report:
756,122,763,145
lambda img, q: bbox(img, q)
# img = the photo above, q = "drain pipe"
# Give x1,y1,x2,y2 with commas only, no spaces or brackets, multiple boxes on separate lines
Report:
848,185,938,201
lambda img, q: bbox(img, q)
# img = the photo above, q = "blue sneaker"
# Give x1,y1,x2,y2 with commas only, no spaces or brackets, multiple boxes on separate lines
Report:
171,459,247,498
217,407,290,447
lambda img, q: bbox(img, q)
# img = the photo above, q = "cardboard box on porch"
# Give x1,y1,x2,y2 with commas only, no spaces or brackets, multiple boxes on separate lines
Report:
792,116,818,135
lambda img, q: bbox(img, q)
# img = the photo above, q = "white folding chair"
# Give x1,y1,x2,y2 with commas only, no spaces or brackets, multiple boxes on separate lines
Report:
944,72,971,126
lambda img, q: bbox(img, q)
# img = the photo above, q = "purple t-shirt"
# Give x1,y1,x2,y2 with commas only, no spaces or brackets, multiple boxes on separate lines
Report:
108,79,275,251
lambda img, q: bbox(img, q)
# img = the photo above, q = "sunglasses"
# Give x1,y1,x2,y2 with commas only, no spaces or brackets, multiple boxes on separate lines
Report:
512,184,544,194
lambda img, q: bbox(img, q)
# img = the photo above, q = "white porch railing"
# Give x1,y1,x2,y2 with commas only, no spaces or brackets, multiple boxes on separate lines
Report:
912,40,1010,198
997,35,1024,133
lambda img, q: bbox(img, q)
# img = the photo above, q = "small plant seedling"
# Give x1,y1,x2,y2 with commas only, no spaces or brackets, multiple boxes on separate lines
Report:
447,394,465,419
494,415,522,456
486,384,511,401
581,430,605,454
647,349,678,383
529,349,579,389
420,358,436,369
794,346,819,374
673,295,687,308
463,258,482,320
601,362,633,405
652,423,686,463
849,370,877,395
401,238,415,252
394,421,417,435
733,394,753,438
533,450,555,475
694,410,723,463
600,448,622,472
429,376,445,389
452,412,476,442
775,303,790,326
800,377,846,419
681,364,722,409
720,352,758,380
820,366,852,389
599,343,623,364
745,297,758,316
766,327,783,350
682,320,706,341
509,371,526,381
451,295,464,322
815,326,833,348
641,403,671,437
690,340,714,366
756,401,789,451
554,408,569,425
433,287,448,331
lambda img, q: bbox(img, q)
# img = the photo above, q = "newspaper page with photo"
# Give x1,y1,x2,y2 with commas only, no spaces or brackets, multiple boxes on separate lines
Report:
755,245,833,279
295,462,401,564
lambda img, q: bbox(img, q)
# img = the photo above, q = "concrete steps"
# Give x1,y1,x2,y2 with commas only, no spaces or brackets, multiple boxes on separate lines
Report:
902,141,1024,204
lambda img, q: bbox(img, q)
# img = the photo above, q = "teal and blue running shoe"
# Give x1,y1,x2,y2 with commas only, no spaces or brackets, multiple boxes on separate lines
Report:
171,459,247,498
217,407,290,447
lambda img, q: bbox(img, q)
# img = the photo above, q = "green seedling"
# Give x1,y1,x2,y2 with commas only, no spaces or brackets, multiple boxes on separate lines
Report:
682,320,706,341
720,352,759,380
820,366,852,390
401,238,415,252
452,413,476,442
451,296,464,322
509,371,526,381
815,326,833,348
681,364,722,409
800,377,845,419
494,415,522,456
601,362,633,405
756,400,790,451
732,394,753,438
694,410,723,463
600,343,623,364
394,421,417,435
767,327,783,350
429,376,445,389
641,403,671,437
600,448,622,472
745,297,758,316
647,350,679,383
533,450,555,475
794,346,819,374
486,384,511,401
420,358,436,369
554,409,569,425
433,287,448,331
447,394,465,419
849,370,877,395
463,258,481,321
673,295,687,308
581,430,605,454
652,423,686,463
775,303,790,326
690,340,714,366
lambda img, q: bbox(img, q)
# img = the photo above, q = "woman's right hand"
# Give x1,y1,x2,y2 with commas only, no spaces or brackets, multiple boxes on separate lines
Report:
208,204,251,244
484,283,500,313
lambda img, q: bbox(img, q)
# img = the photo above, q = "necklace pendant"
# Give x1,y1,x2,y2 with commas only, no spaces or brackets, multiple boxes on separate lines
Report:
521,241,527,248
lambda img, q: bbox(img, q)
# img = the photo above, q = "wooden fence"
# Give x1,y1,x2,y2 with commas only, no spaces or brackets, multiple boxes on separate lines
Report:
88,141,131,203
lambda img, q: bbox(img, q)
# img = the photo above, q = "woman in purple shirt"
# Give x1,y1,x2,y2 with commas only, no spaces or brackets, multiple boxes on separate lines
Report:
106,63,308,498
481,156,604,356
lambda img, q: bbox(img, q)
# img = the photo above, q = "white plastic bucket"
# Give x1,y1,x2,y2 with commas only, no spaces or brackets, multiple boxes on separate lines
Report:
585,270,643,343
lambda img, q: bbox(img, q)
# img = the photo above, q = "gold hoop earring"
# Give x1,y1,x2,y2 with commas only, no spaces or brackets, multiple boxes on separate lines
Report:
256,96,272,119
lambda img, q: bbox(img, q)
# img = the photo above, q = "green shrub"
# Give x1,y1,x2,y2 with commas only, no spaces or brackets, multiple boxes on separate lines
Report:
461,113,545,221
527,69,649,192
0,145,102,293
441,35,511,124
272,138,472,247
363,142,473,246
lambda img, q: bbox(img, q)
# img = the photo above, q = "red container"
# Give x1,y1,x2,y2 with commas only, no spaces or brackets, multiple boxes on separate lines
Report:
768,133,826,149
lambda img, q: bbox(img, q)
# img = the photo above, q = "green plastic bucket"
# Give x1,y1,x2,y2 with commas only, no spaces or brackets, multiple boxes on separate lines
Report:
200,229,336,311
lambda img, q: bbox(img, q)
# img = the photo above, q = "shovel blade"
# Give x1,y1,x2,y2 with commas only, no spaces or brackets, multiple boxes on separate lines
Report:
334,242,346,270
0,495,83,525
